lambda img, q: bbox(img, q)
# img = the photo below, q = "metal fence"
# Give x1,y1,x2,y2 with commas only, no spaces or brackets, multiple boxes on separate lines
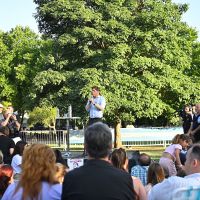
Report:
19,128,175,150
20,130,68,149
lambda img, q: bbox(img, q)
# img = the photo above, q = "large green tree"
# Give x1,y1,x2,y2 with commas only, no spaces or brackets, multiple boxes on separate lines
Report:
0,26,55,124
33,0,200,146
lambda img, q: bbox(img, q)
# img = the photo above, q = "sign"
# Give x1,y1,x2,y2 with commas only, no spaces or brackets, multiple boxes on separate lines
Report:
67,158,84,170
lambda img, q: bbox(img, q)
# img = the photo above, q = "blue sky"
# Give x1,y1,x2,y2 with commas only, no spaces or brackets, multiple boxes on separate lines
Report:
0,0,199,39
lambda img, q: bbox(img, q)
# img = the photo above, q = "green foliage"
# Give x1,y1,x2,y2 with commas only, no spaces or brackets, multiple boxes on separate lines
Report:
0,26,58,119
28,106,57,128
30,0,200,126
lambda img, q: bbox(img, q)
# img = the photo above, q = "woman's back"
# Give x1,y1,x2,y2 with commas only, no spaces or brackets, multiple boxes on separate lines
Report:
2,181,62,200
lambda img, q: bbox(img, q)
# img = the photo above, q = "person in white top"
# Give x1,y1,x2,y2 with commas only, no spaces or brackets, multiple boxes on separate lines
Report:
159,134,190,176
11,141,27,180
148,144,200,200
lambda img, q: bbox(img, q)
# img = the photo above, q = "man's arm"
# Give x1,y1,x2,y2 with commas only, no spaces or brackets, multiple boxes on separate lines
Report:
191,125,200,136
94,96,106,111
0,113,12,127
85,100,91,111
12,115,20,130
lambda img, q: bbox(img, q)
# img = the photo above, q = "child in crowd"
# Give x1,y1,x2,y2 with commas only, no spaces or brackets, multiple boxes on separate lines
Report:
55,163,67,184
0,164,14,198
110,148,147,200
145,162,165,195
159,134,190,176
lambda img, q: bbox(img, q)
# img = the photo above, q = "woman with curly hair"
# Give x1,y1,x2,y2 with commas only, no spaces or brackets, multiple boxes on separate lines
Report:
2,144,62,200
110,148,147,200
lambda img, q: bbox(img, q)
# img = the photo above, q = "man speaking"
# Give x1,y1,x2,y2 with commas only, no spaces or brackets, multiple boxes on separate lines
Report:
85,86,106,126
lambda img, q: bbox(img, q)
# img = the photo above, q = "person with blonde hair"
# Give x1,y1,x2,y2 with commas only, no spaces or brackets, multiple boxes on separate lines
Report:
55,163,67,184
110,148,147,200
159,134,190,176
2,144,62,200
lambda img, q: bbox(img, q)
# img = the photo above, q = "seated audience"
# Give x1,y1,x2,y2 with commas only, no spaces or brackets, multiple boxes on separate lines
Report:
54,149,68,167
61,122,136,200
148,144,200,200
159,134,190,177
11,141,27,180
55,163,67,184
0,127,15,164
145,162,165,194
131,153,151,185
0,165,14,199
2,144,62,200
110,148,147,200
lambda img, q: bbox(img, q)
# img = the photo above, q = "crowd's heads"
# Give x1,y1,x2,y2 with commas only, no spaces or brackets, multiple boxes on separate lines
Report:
184,105,191,112
55,163,67,184
0,164,14,196
85,122,112,159
147,162,165,186
184,144,200,175
0,104,4,111
18,144,57,199
110,148,127,171
138,153,151,166
195,103,200,114
13,141,27,157
91,86,100,97
172,134,191,147
6,105,14,114
54,149,68,167
0,126,10,136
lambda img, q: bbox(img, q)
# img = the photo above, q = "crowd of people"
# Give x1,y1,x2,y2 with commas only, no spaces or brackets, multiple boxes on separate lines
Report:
1,98,200,199
0,121,199,199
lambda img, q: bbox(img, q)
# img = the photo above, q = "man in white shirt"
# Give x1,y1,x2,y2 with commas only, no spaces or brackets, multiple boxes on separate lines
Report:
148,144,200,200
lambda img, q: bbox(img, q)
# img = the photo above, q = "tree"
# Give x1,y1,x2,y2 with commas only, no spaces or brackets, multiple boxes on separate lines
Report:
0,26,57,125
33,0,200,147
28,106,57,130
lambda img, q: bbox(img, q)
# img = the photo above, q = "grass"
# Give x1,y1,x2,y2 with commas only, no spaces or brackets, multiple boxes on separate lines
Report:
126,146,165,161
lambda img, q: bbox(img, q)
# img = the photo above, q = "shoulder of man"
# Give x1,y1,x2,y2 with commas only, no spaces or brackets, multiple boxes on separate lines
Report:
149,176,184,200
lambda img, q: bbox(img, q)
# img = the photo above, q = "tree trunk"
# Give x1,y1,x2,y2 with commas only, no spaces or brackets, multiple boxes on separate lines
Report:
114,119,122,148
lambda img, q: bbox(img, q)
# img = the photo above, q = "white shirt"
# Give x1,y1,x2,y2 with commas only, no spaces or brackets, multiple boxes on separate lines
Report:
148,173,200,200
86,96,106,118
11,154,22,174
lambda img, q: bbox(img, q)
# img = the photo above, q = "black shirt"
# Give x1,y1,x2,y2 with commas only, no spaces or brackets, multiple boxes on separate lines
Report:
0,135,15,164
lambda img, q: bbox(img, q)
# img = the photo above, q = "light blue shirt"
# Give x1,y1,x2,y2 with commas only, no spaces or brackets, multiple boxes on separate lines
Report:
2,181,62,200
131,165,149,186
86,95,106,118
148,173,200,200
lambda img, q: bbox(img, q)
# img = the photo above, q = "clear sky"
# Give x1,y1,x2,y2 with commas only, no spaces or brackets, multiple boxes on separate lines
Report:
0,0,199,40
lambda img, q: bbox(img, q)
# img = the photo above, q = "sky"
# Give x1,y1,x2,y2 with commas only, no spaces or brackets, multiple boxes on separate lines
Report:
0,0,199,39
